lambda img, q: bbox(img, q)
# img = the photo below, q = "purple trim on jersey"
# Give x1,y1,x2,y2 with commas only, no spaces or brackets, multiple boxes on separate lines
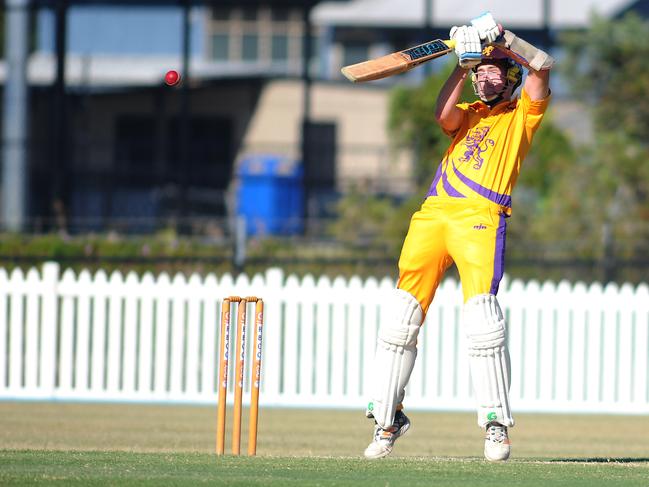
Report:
490,213,507,295
451,162,512,208
426,162,444,197
442,166,466,198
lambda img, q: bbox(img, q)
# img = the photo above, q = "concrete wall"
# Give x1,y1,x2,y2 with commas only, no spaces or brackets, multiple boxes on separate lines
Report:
242,80,415,195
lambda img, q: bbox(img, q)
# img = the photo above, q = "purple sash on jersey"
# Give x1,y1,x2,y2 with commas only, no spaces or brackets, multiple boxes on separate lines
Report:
426,159,513,210
451,162,512,208
426,159,465,198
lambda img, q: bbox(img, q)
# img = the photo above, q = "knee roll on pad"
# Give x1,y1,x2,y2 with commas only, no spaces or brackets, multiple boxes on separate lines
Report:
464,294,514,428
367,289,423,429
378,289,423,346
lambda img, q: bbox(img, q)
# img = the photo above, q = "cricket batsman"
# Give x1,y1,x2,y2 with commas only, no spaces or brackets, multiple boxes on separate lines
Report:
364,13,553,461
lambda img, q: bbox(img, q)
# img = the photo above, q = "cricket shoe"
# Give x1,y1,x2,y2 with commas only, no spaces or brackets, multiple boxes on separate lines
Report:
363,410,411,459
484,421,511,462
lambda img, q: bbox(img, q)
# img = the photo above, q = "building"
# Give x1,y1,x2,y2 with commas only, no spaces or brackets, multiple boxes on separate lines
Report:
1,0,642,234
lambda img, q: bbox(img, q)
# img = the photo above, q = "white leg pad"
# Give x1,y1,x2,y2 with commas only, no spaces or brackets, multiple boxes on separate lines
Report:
464,294,514,428
367,289,423,429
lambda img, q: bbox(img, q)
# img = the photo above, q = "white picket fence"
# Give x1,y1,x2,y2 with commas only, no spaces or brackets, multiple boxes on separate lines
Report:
0,262,648,414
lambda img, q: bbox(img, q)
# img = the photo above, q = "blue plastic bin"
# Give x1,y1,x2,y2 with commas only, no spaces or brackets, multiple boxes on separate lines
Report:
236,155,304,236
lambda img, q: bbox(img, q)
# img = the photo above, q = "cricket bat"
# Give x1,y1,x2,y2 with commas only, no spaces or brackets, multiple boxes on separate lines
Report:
341,39,456,83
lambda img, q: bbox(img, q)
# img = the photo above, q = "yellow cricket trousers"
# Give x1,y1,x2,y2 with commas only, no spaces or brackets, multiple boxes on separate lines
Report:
397,196,508,314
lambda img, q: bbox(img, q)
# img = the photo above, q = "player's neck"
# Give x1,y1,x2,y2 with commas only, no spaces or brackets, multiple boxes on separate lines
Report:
480,96,514,112
484,95,509,107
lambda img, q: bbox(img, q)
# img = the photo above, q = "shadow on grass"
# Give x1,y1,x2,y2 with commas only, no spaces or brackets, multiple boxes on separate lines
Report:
549,458,649,463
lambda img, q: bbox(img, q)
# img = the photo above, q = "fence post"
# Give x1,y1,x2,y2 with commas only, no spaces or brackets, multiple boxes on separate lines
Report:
261,268,283,403
40,262,60,397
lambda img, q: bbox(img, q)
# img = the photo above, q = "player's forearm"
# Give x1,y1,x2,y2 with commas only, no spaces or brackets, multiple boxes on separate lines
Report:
525,68,550,100
493,30,554,72
435,66,469,131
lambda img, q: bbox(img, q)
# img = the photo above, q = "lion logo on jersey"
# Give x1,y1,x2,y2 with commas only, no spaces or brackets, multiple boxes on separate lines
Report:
459,125,495,170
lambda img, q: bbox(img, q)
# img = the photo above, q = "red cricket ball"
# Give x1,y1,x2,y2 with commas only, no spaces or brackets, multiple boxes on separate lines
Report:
164,70,181,86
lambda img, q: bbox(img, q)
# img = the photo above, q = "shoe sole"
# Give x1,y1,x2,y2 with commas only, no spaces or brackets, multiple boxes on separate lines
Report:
363,421,411,459
364,446,393,459
484,447,511,462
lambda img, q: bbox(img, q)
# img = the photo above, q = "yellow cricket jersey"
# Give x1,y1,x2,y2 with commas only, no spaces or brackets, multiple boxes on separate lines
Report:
397,88,551,310
426,88,551,215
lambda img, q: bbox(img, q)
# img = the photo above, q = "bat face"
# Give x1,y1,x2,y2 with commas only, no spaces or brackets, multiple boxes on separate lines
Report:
341,39,455,83
402,39,453,62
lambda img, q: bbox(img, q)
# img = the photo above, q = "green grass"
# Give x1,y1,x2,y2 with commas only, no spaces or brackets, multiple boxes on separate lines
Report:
2,452,649,486
1,402,648,486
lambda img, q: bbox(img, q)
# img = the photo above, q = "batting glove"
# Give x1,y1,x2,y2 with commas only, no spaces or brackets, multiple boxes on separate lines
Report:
450,25,482,69
471,12,502,43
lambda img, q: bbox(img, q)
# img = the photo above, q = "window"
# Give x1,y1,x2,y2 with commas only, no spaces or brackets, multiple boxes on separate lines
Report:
241,7,257,21
242,34,259,61
212,34,229,61
212,8,230,21
272,7,291,22
271,35,289,62
206,6,306,67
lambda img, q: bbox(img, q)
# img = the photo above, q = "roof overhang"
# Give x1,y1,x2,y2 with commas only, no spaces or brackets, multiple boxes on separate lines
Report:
32,0,339,7
313,0,637,29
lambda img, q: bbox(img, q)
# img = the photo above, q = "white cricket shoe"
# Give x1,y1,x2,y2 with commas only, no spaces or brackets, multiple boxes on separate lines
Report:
484,422,511,462
363,410,410,459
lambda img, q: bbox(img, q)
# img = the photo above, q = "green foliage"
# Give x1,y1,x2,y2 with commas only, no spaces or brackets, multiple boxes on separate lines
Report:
0,232,403,280
531,132,649,258
561,13,649,141
328,186,397,247
517,114,576,200
0,233,231,275
544,13,649,261
507,114,577,246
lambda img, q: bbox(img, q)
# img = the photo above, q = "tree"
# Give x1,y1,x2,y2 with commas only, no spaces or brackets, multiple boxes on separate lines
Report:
540,13,649,264
562,13,649,142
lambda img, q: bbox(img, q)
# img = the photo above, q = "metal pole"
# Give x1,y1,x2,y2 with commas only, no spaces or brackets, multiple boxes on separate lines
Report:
424,0,433,76
301,4,313,123
52,0,69,232
300,3,313,225
1,0,30,232
425,0,433,36
179,0,191,226
543,0,553,47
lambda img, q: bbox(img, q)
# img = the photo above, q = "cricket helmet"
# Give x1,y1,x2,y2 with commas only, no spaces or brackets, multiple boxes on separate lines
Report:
470,45,523,104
